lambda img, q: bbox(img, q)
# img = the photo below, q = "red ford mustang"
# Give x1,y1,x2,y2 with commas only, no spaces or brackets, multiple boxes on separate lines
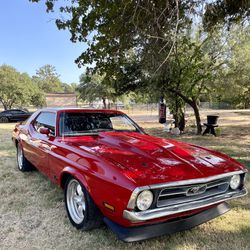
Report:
12,108,248,242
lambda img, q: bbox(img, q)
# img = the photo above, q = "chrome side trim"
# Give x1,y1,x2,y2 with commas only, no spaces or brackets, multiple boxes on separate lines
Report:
126,170,247,209
124,188,247,222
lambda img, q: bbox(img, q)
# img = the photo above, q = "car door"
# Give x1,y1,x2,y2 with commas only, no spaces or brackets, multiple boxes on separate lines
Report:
12,110,20,121
7,110,19,121
16,110,28,121
28,111,56,176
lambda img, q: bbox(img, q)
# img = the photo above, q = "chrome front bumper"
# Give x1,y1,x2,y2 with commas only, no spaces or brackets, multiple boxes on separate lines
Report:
123,188,247,222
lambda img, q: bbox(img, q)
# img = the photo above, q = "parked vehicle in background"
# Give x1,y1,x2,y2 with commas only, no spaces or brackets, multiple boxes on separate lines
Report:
0,109,32,123
12,108,248,242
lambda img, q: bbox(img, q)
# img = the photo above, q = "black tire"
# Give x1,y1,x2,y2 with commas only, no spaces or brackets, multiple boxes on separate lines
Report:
0,117,9,123
16,143,33,171
64,177,102,230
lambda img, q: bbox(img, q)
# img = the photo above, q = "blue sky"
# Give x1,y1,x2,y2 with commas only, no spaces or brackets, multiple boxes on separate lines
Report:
0,1,86,83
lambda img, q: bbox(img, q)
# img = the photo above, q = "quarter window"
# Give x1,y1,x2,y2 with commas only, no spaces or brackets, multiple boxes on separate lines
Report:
34,112,56,135
110,116,136,131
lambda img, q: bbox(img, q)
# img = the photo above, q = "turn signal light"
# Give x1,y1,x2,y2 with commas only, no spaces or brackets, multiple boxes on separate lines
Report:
104,202,115,212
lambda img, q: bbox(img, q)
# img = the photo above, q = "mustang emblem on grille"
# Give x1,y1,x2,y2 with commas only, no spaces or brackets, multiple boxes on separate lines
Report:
186,184,207,196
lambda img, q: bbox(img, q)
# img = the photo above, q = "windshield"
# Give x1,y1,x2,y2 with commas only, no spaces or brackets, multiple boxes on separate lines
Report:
59,112,141,136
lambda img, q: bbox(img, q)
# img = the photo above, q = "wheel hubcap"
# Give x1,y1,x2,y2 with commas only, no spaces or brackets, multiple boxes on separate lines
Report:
66,179,86,224
17,145,23,169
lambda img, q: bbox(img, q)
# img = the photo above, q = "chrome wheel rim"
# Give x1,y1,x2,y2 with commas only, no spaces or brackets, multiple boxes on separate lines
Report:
66,179,86,224
17,145,23,170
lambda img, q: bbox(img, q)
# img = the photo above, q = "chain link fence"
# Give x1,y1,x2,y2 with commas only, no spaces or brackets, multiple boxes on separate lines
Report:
0,101,242,113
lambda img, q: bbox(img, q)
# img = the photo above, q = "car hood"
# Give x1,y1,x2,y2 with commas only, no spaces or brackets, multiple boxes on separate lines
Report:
64,132,245,186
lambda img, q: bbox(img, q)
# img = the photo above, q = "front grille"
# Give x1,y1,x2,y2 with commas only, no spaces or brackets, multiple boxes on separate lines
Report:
157,177,230,208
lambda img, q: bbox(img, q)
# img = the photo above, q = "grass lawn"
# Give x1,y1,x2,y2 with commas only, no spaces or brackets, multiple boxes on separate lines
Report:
0,110,249,250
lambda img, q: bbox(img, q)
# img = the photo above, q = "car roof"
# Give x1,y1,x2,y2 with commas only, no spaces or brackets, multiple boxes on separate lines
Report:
1,109,25,112
39,108,124,114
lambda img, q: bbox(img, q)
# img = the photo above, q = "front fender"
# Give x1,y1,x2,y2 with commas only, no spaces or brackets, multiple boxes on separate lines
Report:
59,166,89,192
59,164,137,227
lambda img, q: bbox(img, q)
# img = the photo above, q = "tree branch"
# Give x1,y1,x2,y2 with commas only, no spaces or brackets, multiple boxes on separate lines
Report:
154,0,180,74
167,87,193,105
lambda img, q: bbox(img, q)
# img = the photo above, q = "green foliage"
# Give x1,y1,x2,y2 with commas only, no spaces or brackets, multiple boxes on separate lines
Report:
203,0,250,29
30,87,45,107
31,0,250,133
30,1,250,73
30,0,191,72
0,63,78,110
0,65,43,110
77,73,116,108
33,64,63,93
210,26,250,108
226,32,250,108
61,82,76,93
33,65,78,94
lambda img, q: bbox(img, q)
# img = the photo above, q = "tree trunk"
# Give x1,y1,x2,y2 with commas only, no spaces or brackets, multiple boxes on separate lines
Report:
0,101,8,110
179,111,186,132
167,88,202,135
8,102,13,110
102,97,107,109
191,99,202,135
172,107,185,131
3,103,8,110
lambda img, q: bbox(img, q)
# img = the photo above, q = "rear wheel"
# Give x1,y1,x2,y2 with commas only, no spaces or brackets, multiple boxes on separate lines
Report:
16,143,33,171
65,177,102,230
0,117,9,123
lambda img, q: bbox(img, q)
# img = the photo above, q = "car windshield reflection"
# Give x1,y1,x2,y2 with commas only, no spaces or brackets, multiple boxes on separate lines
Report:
59,112,140,136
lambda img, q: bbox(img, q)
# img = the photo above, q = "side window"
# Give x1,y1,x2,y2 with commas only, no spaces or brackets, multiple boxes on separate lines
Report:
12,110,24,114
33,112,56,136
16,110,26,114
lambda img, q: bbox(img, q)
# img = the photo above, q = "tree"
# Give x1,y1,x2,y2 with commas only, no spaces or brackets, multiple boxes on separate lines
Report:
77,73,116,109
30,1,250,71
61,82,75,93
105,29,227,133
32,0,250,133
203,0,250,29
69,82,78,92
211,26,250,108
0,65,42,110
34,64,63,93
159,30,227,134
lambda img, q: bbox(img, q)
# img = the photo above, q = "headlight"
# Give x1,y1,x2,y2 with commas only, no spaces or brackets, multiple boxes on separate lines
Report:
230,174,241,190
136,190,153,211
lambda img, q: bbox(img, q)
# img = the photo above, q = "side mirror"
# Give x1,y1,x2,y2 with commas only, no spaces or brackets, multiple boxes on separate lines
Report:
39,127,50,135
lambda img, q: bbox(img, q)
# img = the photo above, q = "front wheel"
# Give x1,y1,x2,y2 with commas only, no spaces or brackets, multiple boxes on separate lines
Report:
65,177,102,230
